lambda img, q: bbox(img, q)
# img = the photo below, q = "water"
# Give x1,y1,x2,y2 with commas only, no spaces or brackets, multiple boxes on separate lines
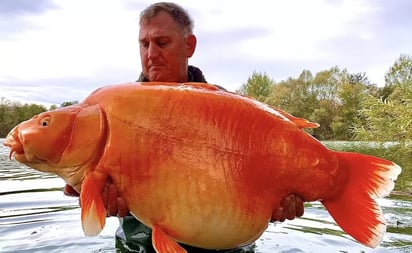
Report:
0,139,411,253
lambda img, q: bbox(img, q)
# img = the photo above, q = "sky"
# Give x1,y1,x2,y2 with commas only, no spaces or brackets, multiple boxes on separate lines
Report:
0,0,411,107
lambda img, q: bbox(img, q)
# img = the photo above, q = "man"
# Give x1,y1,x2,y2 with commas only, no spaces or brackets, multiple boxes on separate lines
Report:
65,2,304,252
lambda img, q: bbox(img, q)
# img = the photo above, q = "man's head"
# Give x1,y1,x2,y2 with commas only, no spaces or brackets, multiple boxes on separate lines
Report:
139,2,197,82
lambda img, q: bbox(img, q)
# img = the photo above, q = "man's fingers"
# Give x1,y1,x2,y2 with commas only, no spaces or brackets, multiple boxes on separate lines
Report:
295,196,304,217
271,206,284,222
63,184,79,197
117,197,129,217
271,194,305,222
102,183,108,207
286,194,296,220
277,195,291,221
106,184,118,216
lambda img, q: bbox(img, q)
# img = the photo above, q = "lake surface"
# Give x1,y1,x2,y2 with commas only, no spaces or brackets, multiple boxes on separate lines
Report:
0,139,411,253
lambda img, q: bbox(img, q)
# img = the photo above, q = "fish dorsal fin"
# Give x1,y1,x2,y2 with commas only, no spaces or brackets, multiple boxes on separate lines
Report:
272,107,319,129
80,172,107,236
139,82,220,91
152,225,187,253
140,81,318,129
183,82,221,91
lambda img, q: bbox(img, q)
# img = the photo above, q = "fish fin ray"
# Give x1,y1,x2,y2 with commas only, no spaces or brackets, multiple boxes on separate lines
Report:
323,152,401,248
141,82,220,91
152,224,187,253
80,172,107,236
271,107,320,129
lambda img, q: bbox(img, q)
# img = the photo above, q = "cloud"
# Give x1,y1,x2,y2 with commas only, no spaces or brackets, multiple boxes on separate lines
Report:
0,65,140,106
0,0,59,40
0,0,141,81
376,0,412,27
0,0,411,106
0,0,58,15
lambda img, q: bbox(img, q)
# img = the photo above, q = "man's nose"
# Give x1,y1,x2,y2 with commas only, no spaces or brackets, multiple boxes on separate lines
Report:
147,43,160,59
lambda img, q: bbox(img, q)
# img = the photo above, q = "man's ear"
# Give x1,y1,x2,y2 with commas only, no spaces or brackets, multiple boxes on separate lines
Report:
186,34,197,58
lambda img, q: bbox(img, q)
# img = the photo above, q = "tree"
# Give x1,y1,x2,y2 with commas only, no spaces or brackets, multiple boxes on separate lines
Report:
61,101,78,107
308,66,343,139
335,72,371,140
271,70,317,119
0,99,13,137
353,54,412,156
0,100,47,138
237,71,274,102
270,67,378,140
384,54,412,88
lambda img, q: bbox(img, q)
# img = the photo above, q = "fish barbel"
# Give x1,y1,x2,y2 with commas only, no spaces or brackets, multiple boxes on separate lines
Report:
3,82,401,252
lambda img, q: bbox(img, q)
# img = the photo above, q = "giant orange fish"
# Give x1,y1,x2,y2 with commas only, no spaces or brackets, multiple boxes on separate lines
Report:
3,82,401,253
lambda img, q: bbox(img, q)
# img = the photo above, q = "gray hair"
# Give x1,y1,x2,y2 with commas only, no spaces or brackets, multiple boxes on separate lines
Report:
140,2,194,34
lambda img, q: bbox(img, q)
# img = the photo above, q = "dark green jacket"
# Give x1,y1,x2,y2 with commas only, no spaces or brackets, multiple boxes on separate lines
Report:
115,66,255,253
137,65,208,83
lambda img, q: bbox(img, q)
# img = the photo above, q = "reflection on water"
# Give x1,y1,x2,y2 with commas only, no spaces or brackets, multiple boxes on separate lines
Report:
0,139,411,253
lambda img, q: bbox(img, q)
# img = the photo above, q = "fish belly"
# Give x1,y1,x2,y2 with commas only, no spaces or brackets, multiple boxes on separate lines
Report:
123,164,272,249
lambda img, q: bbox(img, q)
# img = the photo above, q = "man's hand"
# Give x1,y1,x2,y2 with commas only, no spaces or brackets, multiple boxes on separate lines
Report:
64,184,80,197
63,178,129,217
101,178,129,217
271,194,304,222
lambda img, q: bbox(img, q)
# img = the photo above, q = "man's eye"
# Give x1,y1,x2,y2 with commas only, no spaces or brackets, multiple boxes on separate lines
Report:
157,41,168,47
140,41,149,48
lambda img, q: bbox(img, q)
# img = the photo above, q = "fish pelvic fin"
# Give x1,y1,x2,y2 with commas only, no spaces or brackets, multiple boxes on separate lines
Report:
322,151,402,248
152,225,187,253
80,171,107,236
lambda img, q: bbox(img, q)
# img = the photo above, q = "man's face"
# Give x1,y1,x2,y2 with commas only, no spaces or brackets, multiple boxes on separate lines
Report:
139,11,196,82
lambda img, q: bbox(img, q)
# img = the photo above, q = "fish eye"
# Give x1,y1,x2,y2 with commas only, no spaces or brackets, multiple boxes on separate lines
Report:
40,116,51,127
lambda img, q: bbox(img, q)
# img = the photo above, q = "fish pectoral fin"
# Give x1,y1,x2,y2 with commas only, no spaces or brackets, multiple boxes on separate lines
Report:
80,172,107,236
152,224,187,253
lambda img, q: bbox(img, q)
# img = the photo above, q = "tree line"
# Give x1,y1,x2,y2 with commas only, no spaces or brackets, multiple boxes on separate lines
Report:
1,54,411,152
0,100,77,138
238,54,411,155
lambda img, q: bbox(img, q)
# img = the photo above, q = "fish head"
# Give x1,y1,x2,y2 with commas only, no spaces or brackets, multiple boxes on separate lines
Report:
3,104,105,181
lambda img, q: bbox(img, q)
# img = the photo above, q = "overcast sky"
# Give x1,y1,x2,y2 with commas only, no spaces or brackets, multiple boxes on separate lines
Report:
0,0,411,106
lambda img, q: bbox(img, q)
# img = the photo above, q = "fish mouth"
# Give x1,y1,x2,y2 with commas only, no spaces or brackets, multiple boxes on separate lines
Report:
3,131,28,163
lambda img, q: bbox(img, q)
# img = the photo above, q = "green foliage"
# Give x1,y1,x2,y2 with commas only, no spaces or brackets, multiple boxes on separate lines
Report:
385,54,412,88
239,54,411,145
265,67,373,140
0,99,80,137
61,101,78,107
354,95,410,141
335,72,371,140
237,71,274,102
0,100,47,137
353,54,412,156
271,70,317,117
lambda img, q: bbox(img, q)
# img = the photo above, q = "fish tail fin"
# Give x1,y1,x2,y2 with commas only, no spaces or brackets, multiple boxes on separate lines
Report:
322,151,401,248
80,172,107,236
